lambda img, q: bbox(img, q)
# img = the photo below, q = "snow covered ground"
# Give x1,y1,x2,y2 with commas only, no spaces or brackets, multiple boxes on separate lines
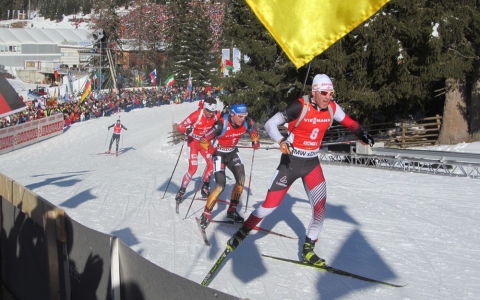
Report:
0,102,479,299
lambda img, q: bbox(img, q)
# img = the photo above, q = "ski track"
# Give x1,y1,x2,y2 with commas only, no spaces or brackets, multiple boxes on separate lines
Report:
0,104,479,299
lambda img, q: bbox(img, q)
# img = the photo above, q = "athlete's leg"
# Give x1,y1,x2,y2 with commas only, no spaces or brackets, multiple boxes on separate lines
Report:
225,152,245,212
243,154,300,230
301,163,326,241
179,144,199,189
204,154,226,213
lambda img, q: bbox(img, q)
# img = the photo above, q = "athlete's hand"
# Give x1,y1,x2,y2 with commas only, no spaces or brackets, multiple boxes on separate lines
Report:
279,139,292,154
199,138,215,155
199,137,209,151
185,127,192,135
360,132,374,147
252,141,260,150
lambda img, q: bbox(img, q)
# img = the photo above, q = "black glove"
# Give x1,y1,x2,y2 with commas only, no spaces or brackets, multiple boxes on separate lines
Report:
360,132,374,147
185,127,192,135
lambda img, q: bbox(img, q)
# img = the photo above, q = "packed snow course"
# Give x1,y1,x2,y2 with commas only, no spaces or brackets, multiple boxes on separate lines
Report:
0,102,479,300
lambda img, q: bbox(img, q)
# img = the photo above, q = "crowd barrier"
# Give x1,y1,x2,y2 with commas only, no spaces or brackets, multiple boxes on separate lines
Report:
0,173,237,300
0,114,64,155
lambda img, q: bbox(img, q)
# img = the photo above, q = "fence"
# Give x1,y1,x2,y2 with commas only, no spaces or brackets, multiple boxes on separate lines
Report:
324,115,443,148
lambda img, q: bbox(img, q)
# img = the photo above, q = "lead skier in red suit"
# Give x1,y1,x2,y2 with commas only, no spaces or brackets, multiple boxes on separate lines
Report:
198,103,260,230
226,74,374,266
106,119,127,156
175,97,221,203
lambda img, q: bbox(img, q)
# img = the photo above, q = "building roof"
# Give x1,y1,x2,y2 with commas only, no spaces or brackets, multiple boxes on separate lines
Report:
0,28,93,47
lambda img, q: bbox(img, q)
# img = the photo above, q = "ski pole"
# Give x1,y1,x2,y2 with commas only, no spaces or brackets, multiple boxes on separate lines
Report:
105,128,109,146
244,149,255,213
161,141,185,199
184,164,208,220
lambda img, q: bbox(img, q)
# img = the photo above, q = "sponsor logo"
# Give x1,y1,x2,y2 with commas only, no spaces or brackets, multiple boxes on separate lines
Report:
303,118,331,124
40,121,63,137
292,148,319,157
217,146,235,152
15,128,38,145
303,141,317,146
275,176,288,187
0,135,14,150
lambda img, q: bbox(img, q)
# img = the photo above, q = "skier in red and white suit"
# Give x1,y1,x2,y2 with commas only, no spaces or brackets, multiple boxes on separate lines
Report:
106,119,127,156
175,97,221,203
226,74,374,266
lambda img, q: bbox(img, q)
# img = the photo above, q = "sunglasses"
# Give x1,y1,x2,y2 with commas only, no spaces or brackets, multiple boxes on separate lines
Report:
318,91,334,97
235,113,248,119
205,108,215,113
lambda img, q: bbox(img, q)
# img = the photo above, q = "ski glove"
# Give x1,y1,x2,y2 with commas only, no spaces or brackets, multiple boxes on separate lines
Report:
252,141,261,150
360,132,374,147
279,139,293,154
199,137,216,155
185,127,192,135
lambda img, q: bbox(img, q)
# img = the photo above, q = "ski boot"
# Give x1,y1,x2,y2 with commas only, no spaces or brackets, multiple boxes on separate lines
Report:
116,151,119,157
175,188,186,204
201,182,210,198
199,213,210,230
302,237,325,267
105,150,111,154
227,226,250,251
226,210,244,223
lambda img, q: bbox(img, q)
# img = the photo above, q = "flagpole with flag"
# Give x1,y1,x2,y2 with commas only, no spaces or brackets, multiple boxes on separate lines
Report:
150,69,157,87
187,71,193,102
164,75,175,88
245,0,390,68
80,80,91,103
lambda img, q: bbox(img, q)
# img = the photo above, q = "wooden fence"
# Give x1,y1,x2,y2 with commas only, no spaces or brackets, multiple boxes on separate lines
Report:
324,115,443,148
168,115,443,149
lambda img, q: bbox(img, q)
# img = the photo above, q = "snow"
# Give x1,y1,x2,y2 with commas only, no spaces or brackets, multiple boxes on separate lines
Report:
1,102,479,300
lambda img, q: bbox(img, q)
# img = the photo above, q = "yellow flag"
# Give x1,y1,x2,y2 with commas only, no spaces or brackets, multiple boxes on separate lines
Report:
80,81,91,103
246,0,390,68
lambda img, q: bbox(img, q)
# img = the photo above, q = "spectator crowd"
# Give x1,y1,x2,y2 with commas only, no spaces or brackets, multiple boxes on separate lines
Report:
1,84,224,129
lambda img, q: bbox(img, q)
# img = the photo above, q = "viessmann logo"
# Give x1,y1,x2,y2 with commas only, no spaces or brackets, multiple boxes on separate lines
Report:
303,118,330,124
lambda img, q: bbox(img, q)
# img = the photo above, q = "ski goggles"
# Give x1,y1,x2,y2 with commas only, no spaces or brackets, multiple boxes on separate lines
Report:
204,102,217,112
318,91,334,97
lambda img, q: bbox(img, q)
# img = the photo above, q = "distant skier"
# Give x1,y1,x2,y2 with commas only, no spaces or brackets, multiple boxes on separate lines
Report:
106,119,127,156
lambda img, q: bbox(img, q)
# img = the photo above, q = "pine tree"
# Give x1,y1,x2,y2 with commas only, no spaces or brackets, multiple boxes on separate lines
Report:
220,0,302,122
164,0,215,87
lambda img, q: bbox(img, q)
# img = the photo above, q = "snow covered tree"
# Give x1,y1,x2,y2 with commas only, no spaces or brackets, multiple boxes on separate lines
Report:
163,0,216,86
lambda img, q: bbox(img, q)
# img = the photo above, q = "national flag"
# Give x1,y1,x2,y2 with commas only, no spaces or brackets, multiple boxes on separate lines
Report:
164,75,175,87
80,81,91,103
245,0,390,68
150,69,157,86
225,59,234,70
54,64,59,80
64,85,69,101
220,57,225,77
187,76,193,94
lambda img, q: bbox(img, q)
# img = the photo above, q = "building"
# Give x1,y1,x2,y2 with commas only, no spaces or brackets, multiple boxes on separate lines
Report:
0,28,94,85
